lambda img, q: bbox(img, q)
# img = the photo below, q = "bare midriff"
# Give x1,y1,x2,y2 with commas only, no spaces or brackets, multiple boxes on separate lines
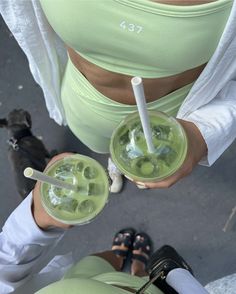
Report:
67,0,216,105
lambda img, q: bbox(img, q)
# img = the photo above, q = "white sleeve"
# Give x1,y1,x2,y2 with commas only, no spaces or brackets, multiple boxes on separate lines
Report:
0,193,65,294
166,268,209,294
0,0,67,125
180,80,236,166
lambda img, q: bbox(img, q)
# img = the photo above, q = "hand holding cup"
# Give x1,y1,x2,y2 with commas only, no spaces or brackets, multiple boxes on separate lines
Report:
32,153,74,230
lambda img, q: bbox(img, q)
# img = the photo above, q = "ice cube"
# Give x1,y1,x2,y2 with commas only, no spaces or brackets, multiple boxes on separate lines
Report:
51,186,63,197
76,161,84,172
126,143,143,159
83,166,97,180
58,198,78,213
88,183,102,196
133,126,144,143
77,185,88,196
48,188,63,206
55,171,75,183
119,130,130,146
120,149,130,162
55,163,74,174
152,125,171,141
125,129,144,159
79,200,95,214
157,145,177,166
140,161,155,176
131,156,158,177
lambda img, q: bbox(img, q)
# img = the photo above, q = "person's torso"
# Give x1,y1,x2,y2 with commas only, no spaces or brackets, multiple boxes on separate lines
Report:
39,0,232,103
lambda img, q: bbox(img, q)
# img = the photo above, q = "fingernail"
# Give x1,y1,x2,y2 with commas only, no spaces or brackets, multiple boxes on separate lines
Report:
136,182,145,185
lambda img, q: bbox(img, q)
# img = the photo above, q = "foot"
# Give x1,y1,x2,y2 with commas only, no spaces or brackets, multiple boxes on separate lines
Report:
131,233,152,276
112,228,136,270
108,158,123,193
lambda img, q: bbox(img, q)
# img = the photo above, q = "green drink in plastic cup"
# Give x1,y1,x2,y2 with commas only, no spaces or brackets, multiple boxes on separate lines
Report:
110,111,188,182
40,154,109,225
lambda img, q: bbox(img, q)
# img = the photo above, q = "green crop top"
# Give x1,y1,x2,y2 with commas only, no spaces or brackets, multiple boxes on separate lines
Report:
39,0,232,78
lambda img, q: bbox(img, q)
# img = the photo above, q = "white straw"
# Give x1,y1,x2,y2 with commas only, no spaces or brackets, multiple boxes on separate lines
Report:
131,77,155,153
24,167,78,191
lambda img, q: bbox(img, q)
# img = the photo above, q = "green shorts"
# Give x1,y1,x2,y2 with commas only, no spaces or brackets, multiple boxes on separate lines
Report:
61,57,193,153
64,255,163,294
37,256,162,294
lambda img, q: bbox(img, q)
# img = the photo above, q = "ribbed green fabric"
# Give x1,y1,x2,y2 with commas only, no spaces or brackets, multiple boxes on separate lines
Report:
39,0,232,153
36,256,162,294
61,58,193,153
40,0,232,77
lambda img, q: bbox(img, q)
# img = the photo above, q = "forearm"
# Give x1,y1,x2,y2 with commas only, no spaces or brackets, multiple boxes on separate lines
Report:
0,193,65,293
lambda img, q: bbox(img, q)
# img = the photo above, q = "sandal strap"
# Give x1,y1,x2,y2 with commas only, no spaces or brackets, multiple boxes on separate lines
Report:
113,229,135,248
112,229,136,260
133,233,152,255
112,249,128,257
113,235,131,248
132,253,149,266
131,233,152,267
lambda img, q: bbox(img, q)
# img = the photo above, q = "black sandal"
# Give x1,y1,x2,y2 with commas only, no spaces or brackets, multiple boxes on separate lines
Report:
132,233,152,267
112,228,136,262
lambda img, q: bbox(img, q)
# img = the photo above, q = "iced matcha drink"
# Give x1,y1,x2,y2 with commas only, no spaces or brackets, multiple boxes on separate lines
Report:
110,111,187,182
40,154,109,225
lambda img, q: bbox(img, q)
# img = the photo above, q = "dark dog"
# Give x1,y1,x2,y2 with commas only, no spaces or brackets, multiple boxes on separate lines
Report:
0,109,53,199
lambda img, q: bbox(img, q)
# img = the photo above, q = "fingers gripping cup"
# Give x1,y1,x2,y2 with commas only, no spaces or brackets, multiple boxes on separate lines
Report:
40,154,109,225
110,111,188,183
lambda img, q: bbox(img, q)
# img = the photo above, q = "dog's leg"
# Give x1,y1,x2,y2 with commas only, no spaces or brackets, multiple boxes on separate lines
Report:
0,119,8,127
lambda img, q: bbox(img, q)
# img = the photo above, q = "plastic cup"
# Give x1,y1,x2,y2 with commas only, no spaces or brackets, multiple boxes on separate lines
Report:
110,111,188,182
40,154,109,225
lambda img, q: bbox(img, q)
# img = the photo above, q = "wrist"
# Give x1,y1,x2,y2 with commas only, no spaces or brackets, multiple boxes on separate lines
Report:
177,119,208,163
31,199,49,230
32,183,71,230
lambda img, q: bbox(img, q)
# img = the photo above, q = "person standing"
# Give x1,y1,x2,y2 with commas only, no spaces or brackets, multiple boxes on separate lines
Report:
1,0,236,192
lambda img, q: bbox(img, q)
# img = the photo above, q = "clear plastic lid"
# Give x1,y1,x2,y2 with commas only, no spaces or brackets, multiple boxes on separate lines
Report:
40,154,109,225
110,111,188,182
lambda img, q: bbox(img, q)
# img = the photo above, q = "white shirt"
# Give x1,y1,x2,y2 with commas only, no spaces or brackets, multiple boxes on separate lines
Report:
0,194,67,293
1,0,236,166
